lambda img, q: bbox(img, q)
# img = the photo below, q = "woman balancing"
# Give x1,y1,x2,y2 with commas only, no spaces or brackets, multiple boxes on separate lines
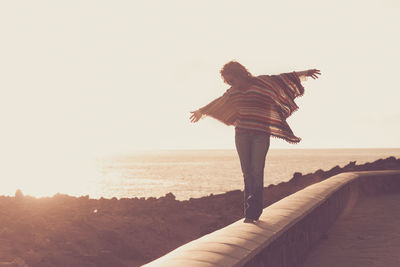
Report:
190,61,321,223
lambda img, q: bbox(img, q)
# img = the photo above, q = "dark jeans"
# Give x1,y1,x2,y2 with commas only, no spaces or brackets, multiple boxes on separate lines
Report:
235,130,270,220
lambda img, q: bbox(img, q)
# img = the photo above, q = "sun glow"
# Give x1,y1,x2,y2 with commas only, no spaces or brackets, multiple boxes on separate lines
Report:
1,153,100,198
0,1,399,200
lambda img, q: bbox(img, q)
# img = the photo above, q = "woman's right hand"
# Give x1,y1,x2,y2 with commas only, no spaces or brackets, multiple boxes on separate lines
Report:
190,110,203,123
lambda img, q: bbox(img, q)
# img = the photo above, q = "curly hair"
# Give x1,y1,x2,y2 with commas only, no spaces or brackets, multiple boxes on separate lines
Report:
220,61,253,81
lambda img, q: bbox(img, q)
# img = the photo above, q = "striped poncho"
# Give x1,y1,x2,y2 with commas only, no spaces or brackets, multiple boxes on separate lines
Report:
199,72,305,144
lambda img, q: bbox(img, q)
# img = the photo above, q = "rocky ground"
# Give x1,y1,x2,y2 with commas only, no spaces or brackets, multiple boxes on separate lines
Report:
1,157,400,267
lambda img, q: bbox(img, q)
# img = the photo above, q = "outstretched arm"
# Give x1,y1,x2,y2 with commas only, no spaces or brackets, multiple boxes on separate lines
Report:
296,69,321,80
190,97,221,123
190,89,232,123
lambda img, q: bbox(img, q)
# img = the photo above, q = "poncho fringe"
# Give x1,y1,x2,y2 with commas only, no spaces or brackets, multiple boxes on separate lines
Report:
200,72,305,144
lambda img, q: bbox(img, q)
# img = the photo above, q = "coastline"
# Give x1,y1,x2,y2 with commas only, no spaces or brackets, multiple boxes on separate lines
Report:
1,157,400,267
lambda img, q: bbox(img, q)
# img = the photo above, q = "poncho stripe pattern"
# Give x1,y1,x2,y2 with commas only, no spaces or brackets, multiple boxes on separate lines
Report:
199,72,305,144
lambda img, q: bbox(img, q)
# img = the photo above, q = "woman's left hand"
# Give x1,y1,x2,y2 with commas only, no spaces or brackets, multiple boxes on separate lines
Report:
307,69,321,79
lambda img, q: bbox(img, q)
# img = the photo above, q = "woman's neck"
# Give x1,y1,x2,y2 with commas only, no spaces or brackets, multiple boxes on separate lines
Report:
235,79,252,91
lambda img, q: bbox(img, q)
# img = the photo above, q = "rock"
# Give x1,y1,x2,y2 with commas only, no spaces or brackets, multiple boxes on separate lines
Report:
164,192,176,201
343,161,357,171
289,172,303,185
293,172,302,178
327,165,341,176
313,169,327,179
14,189,23,199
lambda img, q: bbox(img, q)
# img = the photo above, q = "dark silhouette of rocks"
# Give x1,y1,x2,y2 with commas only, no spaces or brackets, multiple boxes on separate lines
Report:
1,157,399,267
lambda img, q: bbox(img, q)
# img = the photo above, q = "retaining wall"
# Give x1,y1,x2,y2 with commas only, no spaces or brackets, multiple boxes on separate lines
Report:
143,170,400,267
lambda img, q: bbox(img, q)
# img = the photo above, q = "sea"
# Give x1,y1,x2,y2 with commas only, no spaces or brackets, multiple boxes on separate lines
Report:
92,148,400,200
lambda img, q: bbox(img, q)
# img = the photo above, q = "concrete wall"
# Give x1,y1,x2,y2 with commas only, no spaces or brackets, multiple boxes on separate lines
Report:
143,170,400,267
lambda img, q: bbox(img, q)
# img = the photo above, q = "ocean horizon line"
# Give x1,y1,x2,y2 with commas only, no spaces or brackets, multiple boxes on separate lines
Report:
99,147,400,157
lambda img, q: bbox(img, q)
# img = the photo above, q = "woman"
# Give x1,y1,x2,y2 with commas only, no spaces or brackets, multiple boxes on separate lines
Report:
190,61,321,223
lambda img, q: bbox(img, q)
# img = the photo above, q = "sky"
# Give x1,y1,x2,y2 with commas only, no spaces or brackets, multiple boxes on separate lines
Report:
0,1,399,194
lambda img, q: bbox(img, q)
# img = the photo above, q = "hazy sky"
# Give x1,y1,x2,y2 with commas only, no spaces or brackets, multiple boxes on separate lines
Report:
1,1,399,191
